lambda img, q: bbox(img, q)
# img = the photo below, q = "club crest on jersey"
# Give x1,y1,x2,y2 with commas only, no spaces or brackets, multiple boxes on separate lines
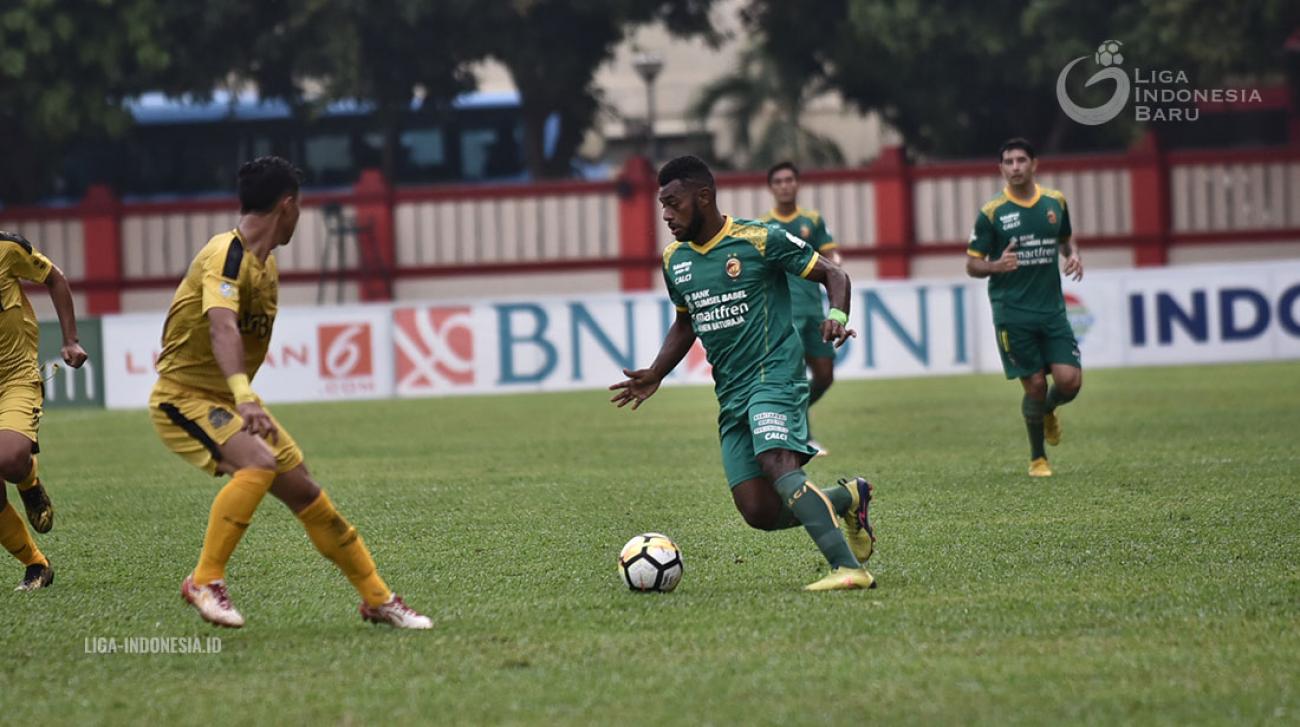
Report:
725,257,742,279
208,407,234,428
800,224,811,239
1047,209,1057,225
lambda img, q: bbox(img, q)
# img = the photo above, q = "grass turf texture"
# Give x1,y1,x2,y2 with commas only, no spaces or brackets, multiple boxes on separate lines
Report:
1,362,1297,725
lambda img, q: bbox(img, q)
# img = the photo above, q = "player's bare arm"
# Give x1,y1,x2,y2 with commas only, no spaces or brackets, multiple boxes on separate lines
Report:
804,255,857,348
41,263,87,368
966,241,1019,279
609,309,697,410
207,307,278,442
1061,238,1083,281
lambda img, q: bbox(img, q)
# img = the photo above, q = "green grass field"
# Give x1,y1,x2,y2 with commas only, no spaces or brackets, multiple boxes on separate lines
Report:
2,362,1298,725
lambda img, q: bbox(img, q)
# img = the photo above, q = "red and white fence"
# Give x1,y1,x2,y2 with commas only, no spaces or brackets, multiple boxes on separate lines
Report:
4,133,1300,316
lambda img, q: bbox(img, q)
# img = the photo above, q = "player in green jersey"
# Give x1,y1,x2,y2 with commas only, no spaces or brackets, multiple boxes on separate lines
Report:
610,156,877,591
966,138,1084,477
761,161,839,456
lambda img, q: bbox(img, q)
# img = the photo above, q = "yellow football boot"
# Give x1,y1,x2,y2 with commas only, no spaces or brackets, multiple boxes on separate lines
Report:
837,477,876,563
1043,410,1061,446
804,566,876,591
1028,457,1053,477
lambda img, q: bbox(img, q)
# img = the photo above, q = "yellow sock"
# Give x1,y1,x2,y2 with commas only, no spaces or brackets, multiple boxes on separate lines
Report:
16,455,37,491
193,468,276,586
0,502,46,566
297,492,391,607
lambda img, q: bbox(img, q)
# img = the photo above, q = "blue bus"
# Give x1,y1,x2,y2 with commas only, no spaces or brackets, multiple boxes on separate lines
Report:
58,90,527,200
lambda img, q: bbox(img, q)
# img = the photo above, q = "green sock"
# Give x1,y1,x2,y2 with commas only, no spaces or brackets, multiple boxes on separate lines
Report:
772,470,860,569
824,482,853,515
1045,385,1076,413
769,481,851,529
1022,395,1046,460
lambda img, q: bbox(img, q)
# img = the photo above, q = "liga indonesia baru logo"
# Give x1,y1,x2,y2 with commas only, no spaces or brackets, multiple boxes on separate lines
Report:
1057,40,1263,125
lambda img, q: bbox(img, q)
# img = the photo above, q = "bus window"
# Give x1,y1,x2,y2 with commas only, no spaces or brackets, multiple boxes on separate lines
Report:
305,134,354,186
401,128,446,169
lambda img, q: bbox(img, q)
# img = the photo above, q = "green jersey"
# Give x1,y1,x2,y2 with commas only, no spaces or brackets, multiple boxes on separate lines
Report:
760,208,836,318
968,185,1073,322
662,216,822,405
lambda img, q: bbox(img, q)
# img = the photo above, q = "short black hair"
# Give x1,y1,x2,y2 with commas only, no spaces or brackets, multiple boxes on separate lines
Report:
657,155,715,191
998,138,1037,160
238,156,304,214
767,161,799,184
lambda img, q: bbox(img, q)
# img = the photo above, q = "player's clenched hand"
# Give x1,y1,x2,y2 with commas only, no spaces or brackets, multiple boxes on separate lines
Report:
1063,251,1084,281
821,319,857,349
993,241,1019,273
609,368,662,410
237,401,279,444
61,341,88,368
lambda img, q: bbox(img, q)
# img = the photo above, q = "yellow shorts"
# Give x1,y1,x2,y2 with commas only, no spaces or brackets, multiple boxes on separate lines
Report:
149,378,304,477
0,381,42,453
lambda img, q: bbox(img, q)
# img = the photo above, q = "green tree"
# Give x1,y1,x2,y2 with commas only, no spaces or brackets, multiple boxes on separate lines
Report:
0,0,171,202
481,0,718,179
744,0,1300,158
0,0,485,202
150,0,482,179
688,44,844,169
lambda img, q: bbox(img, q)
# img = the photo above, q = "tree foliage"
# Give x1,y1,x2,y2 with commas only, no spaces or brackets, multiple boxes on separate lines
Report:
1,0,717,202
689,45,843,169
480,0,717,178
0,0,171,202
744,0,1300,158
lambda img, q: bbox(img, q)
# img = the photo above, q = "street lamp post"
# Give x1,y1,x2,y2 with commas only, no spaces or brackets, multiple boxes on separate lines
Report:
632,52,664,160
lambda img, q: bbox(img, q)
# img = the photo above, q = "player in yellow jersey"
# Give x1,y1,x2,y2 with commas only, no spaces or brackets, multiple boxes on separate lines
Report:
0,230,87,591
149,157,430,628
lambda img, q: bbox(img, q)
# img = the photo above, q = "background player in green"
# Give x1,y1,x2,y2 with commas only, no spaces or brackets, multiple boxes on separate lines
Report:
610,156,877,591
762,161,840,456
966,138,1084,477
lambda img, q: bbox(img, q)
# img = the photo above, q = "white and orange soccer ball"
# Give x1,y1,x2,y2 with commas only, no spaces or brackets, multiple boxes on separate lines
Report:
618,533,683,592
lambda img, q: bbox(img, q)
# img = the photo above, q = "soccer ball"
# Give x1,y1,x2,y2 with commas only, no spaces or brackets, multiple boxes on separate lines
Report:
618,533,683,592
1095,40,1124,67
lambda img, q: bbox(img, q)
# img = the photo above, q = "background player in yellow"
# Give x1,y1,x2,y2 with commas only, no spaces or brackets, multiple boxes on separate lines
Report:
150,157,431,628
967,139,1084,477
762,161,840,455
0,230,87,591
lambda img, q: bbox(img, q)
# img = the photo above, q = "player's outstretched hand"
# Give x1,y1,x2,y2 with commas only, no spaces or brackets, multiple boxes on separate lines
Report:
609,368,662,410
237,401,279,444
1063,251,1084,281
61,341,88,368
821,319,857,349
994,241,1019,273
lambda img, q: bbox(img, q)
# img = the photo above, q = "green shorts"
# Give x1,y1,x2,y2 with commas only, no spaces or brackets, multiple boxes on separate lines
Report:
717,382,818,488
994,312,1082,380
795,312,836,360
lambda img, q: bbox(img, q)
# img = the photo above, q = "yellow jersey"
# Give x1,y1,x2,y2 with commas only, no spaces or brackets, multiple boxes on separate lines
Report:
0,232,53,388
156,230,279,394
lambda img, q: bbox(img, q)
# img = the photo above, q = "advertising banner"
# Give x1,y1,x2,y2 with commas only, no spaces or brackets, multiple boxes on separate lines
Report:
38,318,104,408
101,305,393,409
95,261,1300,409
